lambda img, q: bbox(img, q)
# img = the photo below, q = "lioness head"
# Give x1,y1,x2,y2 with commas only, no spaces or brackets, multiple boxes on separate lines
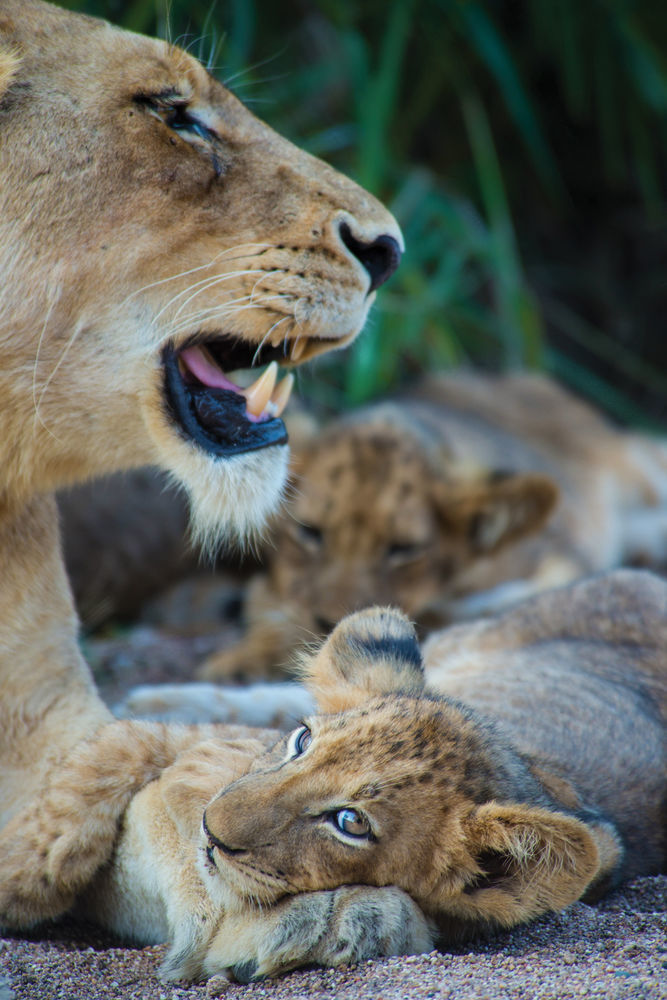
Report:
201,608,601,937
0,0,401,544
269,405,557,631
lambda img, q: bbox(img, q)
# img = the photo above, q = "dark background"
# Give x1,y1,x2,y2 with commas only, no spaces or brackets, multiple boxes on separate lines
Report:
58,0,667,426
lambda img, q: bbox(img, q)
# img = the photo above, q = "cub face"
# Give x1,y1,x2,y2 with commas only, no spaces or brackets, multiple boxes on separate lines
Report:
0,0,401,541
270,408,556,631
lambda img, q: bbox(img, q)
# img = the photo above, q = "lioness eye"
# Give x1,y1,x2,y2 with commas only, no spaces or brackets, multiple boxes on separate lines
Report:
138,94,217,144
165,105,216,143
332,808,371,838
287,725,312,758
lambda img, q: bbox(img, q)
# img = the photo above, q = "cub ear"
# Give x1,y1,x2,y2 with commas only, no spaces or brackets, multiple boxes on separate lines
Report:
448,802,602,927
434,472,559,554
0,46,21,100
300,606,425,713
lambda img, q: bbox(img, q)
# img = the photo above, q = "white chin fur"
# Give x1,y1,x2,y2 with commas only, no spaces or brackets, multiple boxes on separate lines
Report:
163,442,289,558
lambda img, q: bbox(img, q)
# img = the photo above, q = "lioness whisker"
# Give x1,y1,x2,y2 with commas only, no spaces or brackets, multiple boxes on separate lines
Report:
155,269,267,326
252,316,291,367
221,48,287,91
124,243,279,306
163,295,290,341
31,286,64,440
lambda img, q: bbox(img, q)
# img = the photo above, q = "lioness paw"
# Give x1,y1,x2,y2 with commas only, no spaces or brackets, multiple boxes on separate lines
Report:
200,886,434,982
0,721,186,928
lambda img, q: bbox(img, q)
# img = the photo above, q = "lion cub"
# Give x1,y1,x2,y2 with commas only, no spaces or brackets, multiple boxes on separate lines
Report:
75,570,664,982
202,372,667,679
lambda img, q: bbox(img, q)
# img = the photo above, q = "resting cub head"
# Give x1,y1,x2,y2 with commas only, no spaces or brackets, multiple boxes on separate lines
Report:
0,0,401,543
270,405,557,630
201,608,601,936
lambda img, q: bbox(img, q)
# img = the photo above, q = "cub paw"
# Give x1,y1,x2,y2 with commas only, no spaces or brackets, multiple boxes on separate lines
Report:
198,885,434,982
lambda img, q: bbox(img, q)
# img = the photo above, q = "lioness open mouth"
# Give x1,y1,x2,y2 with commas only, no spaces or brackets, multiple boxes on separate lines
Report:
163,335,311,456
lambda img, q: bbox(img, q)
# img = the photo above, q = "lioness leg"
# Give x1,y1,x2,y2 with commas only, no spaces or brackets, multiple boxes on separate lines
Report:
0,496,112,825
0,497,211,926
0,717,273,929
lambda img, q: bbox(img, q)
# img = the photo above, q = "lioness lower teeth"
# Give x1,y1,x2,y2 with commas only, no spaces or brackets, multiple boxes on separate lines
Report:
269,372,294,418
242,361,278,417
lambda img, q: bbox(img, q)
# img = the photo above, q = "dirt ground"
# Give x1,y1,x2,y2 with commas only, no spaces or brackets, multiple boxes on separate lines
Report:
1,876,664,1000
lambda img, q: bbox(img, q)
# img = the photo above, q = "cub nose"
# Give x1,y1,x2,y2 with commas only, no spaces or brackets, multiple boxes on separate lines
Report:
339,223,402,292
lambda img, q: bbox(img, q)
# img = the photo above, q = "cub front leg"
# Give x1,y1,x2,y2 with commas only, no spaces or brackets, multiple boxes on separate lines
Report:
201,887,435,982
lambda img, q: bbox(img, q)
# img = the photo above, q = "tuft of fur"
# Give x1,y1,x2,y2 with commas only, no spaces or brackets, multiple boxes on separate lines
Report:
0,45,21,98
166,445,290,559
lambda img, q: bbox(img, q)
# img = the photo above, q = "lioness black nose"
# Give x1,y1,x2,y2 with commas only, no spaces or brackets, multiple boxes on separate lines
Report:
339,223,402,292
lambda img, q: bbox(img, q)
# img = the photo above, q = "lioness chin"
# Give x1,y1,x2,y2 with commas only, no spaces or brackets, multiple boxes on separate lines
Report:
67,571,667,981
0,0,402,950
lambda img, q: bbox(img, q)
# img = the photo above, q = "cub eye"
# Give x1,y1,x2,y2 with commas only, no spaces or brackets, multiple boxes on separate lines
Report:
332,808,372,839
287,725,312,759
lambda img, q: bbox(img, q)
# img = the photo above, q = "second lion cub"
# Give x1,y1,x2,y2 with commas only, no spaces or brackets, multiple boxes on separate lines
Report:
202,372,667,679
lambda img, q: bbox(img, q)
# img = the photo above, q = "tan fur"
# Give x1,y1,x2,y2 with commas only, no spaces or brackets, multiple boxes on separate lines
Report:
202,372,667,679
0,44,20,97
0,0,401,939
61,571,665,981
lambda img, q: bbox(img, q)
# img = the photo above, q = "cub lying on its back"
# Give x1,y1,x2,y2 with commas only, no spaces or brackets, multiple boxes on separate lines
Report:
202,372,667,678
0,0,402,958
71,570,665,981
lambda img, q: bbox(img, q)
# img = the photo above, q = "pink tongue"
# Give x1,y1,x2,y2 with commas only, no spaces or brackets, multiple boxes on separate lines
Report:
179,346,240,392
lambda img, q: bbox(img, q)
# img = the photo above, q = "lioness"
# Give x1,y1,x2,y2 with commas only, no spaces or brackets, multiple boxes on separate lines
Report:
201,372,667,678
0,0,406,960
11,570,662,982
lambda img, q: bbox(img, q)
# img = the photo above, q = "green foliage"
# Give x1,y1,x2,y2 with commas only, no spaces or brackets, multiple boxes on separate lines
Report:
55,0,667,422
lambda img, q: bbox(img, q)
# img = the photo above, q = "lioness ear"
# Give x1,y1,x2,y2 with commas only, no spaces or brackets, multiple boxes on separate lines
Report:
300,606,425,712
0,46,21,101
447,802,601,927
434,472,558,554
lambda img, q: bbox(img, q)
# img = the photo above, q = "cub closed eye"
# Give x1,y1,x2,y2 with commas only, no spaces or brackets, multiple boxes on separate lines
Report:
287,725,312,759
331,808,372,839
385,541,426,564
293,521,323,550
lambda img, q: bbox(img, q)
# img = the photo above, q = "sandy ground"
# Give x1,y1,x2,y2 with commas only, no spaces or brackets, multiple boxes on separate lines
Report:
1,876,664,999
2,624,664,1000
